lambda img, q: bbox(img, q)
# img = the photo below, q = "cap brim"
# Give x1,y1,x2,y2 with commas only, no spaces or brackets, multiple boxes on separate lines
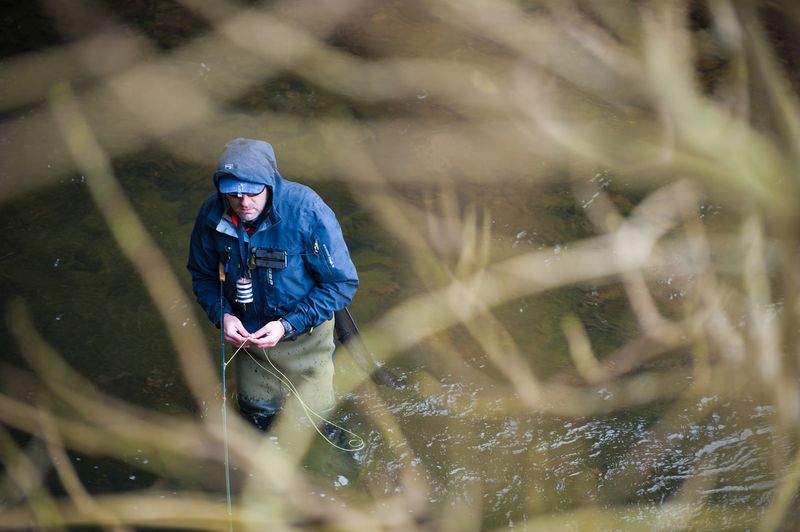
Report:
218,176,266,195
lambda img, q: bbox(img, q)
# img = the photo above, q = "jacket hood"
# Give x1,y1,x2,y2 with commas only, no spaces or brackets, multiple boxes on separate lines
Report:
212,138,279,190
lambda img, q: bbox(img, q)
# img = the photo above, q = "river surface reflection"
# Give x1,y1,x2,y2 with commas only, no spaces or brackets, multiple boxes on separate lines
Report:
343,369,782,529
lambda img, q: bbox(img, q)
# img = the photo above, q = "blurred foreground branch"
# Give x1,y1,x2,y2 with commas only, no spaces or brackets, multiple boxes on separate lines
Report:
1,0,800,529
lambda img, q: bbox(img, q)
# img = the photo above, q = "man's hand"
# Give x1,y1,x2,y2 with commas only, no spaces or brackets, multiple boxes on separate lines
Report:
223,313,252,347
249,320,286,349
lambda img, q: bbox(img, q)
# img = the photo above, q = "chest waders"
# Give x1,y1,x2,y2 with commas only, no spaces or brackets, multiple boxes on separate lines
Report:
236,318,336,431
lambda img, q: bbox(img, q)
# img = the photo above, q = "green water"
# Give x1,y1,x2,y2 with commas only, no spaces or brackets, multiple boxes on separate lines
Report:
0,154,783,529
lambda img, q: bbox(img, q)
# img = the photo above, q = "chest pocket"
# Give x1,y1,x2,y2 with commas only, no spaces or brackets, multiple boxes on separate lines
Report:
253,248,287,269
252,246,310,313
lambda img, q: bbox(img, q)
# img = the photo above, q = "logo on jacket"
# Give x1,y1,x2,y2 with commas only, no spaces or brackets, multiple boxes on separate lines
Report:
322,243,335,268
224,163,234,170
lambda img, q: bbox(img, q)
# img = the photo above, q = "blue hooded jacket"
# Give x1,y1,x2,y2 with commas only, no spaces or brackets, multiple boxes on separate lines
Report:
187,138,359,334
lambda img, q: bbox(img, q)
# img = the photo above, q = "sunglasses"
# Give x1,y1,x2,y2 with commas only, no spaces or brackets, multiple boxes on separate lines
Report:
225,191,262,198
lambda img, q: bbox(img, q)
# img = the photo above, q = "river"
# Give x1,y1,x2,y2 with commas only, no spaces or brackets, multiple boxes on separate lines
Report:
0,1,797,530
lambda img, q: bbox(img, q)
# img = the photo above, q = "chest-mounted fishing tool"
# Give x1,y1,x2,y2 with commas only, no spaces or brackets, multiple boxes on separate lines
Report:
235,277,254,304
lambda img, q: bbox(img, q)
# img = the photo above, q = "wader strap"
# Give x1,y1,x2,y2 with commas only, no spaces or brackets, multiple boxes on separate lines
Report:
233,221,250,277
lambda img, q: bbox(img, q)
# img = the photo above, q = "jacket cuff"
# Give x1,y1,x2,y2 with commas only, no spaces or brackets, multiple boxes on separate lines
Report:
281,314,303,335
278,318,295,337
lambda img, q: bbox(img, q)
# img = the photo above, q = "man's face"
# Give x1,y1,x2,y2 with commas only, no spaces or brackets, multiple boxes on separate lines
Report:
226,188,268,222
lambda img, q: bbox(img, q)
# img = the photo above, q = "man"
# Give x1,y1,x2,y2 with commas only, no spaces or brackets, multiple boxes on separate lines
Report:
187,137,359,430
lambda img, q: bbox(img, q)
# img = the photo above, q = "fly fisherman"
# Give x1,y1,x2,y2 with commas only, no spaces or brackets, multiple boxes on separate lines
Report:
187,137,359,431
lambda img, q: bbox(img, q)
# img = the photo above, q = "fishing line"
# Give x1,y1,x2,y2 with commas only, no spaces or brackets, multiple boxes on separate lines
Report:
226,343,365,452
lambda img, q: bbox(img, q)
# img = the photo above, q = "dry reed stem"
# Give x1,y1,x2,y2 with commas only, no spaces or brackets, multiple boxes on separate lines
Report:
37,409,132,532
48,86,218,411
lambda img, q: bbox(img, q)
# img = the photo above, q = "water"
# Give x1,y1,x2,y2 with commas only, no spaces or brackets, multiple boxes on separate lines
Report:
0,138,790,531
0,2,797,531
337,370,785,529
4,147,789,529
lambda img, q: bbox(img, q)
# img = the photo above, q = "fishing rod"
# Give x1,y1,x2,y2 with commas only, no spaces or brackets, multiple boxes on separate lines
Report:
218,262,234,530
334,307,404,390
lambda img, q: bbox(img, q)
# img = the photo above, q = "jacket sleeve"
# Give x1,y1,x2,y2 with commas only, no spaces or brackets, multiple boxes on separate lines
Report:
187,203,232,327
283,202,358,333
